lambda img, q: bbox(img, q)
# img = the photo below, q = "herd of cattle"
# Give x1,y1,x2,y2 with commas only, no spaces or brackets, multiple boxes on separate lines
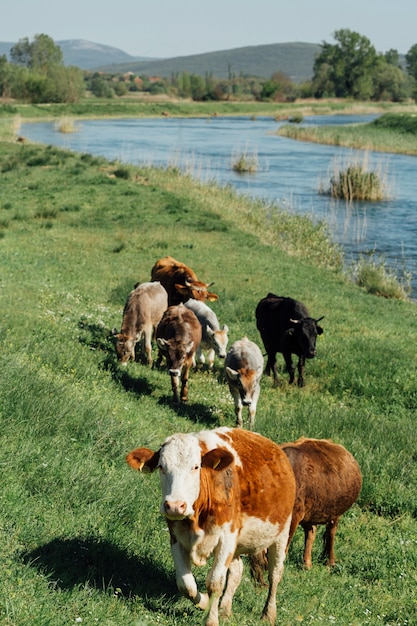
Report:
113,255,324,422
118,256,362,626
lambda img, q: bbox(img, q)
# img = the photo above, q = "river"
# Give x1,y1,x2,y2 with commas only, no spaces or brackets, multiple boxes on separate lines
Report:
21,114,417,297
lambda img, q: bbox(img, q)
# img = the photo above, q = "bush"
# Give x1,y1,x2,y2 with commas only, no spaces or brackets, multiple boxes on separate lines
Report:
321,153,389,201
351,253,411,299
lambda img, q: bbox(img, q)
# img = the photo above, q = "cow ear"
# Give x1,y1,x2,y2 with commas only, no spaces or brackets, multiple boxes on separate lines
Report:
202,447,234,471
157,337,168,351
126,447,160,473
222,325,229,333
317,325,324,335
175,284,188,295
207,292,219,301
225,366,239,381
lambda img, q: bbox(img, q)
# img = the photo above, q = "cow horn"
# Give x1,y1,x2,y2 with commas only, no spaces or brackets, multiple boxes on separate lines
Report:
207,281,215,287
289,318,301,324
315,316,325,322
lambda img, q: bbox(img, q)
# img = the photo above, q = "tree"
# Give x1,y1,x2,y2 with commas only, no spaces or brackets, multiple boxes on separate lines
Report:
405,43,417,81
11,34,63,75
313,29,378,99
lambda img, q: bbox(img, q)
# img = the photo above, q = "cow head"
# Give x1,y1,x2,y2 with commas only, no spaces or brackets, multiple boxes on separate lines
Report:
112,329,135,364
226,366,262,405
157,337,195,376
288,316,324,358
175,281,218,303
206,325,229,359
126,433,234,520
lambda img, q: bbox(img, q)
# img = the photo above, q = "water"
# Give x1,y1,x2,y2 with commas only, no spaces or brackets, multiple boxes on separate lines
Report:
21,115,417,296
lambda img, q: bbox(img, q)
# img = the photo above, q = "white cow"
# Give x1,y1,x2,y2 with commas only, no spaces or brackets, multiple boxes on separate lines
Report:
224,337,264,429
184,298,229,369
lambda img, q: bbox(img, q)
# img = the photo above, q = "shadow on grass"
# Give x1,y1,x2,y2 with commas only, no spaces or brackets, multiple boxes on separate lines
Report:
157,395,221,427
22,536,176,601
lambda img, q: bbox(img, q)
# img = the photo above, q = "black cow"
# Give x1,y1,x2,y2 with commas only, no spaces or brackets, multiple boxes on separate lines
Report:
255,293,324,387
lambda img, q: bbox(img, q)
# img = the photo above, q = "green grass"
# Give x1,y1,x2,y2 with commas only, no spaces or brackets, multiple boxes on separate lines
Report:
277,112,417,155
1,140,417,625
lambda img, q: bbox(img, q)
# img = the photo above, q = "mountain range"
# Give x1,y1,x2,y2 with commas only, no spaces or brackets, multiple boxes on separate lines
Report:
0,38,321,81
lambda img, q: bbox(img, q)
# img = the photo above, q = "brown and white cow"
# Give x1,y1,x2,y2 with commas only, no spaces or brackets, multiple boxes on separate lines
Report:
156,304,202,403
113,281,168,366
282,437,362,568
151,256,218,306
126,427,296,626
224,337,264,429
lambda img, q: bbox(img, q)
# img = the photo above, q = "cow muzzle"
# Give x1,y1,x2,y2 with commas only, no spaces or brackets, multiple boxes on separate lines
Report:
163,499,189,519
169,368,181,377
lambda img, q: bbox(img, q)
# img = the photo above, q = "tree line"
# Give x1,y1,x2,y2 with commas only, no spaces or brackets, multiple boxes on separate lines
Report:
2,31,417,104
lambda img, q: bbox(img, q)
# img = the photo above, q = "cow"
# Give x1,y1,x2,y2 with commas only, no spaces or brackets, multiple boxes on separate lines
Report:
224,337,264,429
155,303,202,403
255,293,324,387
184,298,229,369
151,256,218,306
126,427,296,626
281,437,362,568
113,281,168,366
250,437,362,578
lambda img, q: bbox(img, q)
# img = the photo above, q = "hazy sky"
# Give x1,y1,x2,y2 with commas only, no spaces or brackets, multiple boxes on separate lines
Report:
2,0,417,58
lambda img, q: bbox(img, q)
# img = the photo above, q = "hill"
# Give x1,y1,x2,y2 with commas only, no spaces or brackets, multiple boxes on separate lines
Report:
0,39,321,80
98,42,322,81
0,39,157,70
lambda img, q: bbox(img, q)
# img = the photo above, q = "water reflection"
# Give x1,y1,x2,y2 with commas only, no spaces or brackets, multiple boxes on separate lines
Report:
21,115,417,296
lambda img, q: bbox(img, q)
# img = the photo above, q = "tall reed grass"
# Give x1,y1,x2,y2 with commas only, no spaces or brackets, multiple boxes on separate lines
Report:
320,152,390,202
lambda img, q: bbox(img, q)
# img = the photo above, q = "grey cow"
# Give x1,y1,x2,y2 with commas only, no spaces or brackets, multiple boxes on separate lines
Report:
224,337,264,429
184,298,229,369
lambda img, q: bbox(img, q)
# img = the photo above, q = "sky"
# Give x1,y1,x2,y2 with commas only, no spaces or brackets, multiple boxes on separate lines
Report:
2,0,417,58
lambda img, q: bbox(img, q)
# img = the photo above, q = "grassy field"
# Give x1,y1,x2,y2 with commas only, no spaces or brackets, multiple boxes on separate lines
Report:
1,140,417,626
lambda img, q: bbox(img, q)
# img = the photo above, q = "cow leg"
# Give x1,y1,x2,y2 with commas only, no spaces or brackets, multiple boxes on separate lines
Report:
303,523,316,569
171,541,209,610
297,356,306,387
219,556,243,617
323,518,339,566
248,384,260,430
207,348,215,369
170,373,180,403
265,352,279,387
144,327,153,367
230,387,243,427
283,352,295,384
204,534,237,626
194,345,204,368
261,519,290,625
180,362,192,402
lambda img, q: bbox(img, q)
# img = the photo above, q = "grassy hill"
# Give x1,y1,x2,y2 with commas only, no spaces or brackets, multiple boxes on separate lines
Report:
98,41,322,81
0,138,416,625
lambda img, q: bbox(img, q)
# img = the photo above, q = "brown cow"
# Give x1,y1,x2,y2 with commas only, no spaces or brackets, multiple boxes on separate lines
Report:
126,427,296,626
156,304,202,402
249,437,362,580
281,437,362,568
113,282,168,366
151,256,218,306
